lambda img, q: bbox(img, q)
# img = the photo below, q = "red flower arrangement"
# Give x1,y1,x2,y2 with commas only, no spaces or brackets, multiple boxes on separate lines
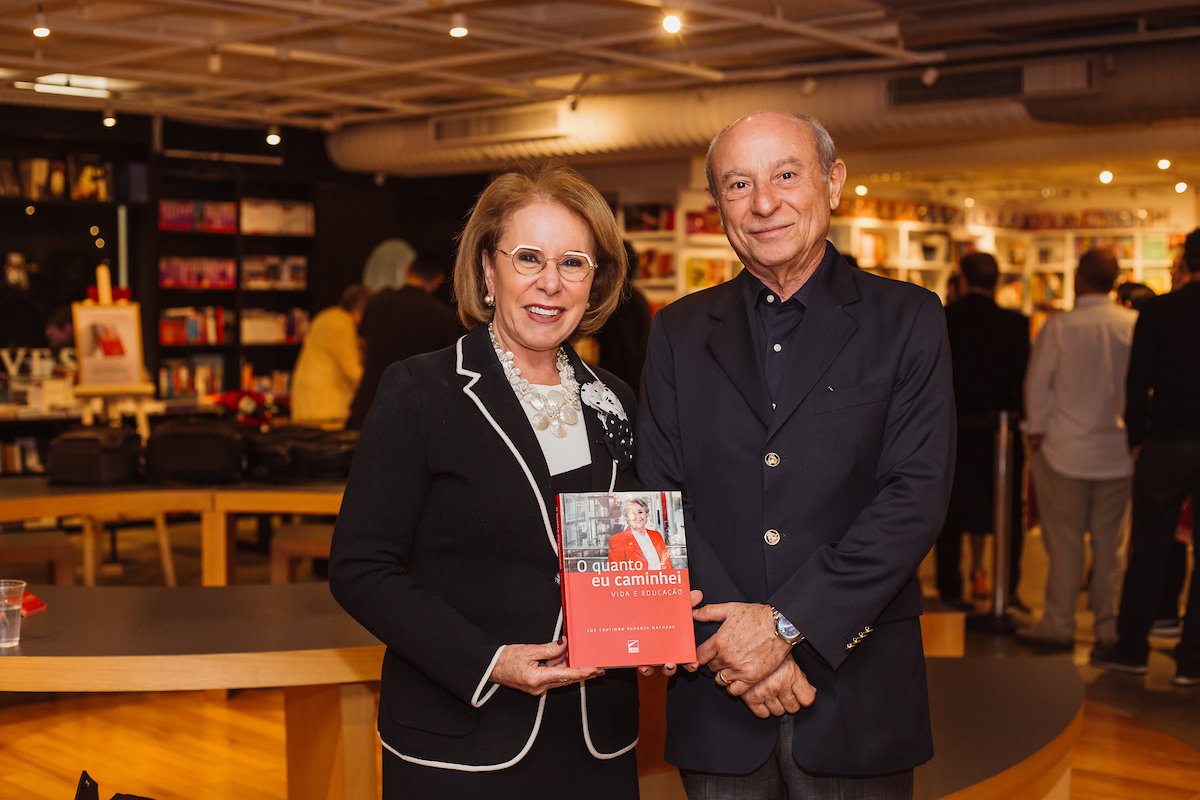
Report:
213,389,278,429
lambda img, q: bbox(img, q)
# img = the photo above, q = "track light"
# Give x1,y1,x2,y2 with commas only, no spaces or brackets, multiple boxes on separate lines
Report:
1099,170,1113,184
102,108,116,127
449,12,468,37
1158,159,1171,170
663,14,681,33
266,125,281,146
920,67,939,87
33,5,49,37
1177,182,1189,194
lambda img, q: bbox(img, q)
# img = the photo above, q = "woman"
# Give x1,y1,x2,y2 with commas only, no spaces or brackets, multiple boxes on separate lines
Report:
608,497,672,571
329,162,641,798
290,283,369,426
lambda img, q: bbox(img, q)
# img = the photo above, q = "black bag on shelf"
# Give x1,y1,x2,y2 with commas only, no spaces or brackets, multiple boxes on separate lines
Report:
145,417,245,484
245,426,358,482
47,425,141,485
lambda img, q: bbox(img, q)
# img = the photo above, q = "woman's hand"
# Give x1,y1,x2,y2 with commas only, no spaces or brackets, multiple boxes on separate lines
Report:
638,589,704,677
490,638,605,696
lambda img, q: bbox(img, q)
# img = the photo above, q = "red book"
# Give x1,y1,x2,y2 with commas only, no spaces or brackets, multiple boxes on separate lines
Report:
557,490,696,668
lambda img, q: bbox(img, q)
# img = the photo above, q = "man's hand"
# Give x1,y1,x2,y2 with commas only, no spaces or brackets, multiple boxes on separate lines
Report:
639,590,704,676
693,602,793,687
490,639,604,696
740,657,817,719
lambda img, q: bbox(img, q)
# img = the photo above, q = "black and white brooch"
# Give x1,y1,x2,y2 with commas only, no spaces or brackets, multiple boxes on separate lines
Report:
581,380,633,470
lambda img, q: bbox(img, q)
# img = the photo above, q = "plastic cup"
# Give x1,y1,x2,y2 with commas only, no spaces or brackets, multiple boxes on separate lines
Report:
0,580,26,648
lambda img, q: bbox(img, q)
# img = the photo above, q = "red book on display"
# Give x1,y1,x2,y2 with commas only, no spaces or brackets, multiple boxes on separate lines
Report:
557,490,696,668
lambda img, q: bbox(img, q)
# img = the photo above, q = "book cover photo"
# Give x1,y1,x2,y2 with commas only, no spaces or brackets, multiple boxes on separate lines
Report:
557,490,695,669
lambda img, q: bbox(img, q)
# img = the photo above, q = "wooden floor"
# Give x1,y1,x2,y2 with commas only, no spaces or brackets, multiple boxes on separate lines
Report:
0,689,1197,800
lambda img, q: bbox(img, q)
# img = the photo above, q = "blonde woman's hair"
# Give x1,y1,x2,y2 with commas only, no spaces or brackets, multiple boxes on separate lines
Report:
454,161,627,338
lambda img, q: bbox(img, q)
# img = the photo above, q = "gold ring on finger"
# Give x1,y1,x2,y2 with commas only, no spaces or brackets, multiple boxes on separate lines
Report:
716,670,731,686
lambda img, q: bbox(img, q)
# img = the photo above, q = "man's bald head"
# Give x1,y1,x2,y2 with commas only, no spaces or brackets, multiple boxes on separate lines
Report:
705,111,838,196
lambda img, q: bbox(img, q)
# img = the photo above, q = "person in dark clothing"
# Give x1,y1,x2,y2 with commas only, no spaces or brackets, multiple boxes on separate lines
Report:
347,252,461,429
936,251,1030,612
593,241,652,397
1117,281,1156,313
1091,230,1200,686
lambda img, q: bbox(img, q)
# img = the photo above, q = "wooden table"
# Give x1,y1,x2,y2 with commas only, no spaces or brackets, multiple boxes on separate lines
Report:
0,584,384,800
0,477,345,587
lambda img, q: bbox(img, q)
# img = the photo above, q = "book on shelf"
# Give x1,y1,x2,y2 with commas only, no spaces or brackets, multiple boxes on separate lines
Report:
241,255,307,290
240,198,315,236
158,199,238,233
158,353,225,398
68,156,112,202
623,203,675,233
557,490,695,669
159,306,229,345
239,308,309,345
159,257,237,289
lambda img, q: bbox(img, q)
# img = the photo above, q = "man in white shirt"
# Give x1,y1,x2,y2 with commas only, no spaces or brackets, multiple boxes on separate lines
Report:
1018,248,1138,649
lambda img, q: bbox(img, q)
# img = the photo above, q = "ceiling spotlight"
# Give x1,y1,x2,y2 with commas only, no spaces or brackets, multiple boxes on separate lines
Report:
266,125,281,146
449,12,468,37
1158,159,1171,170
663,14,681,33
920,67,939,87
854,185,868,196
33,4,49,37
964,197,975,208
208,48,222,74
102,108,116,127
1176,182,1189,194
1099,170,1113,184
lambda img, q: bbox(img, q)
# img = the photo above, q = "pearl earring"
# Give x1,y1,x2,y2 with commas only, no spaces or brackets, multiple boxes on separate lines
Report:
484,293,495,307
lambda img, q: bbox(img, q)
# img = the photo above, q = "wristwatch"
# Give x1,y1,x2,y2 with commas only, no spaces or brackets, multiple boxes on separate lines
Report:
771,607,805,646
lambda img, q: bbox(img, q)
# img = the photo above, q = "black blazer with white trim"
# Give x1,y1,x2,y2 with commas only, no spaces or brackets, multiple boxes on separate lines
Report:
330,324,641,770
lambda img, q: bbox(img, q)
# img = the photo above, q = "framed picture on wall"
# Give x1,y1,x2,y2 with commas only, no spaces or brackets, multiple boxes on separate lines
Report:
72,302,147,389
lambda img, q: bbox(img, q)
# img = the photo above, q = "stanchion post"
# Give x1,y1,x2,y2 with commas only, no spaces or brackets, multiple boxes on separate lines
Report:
991,411,1013,620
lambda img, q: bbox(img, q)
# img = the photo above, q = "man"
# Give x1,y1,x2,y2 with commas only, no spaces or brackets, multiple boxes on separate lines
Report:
1018,248,1137,650
638,111,955,797
347,253,460,429
1092,229,1200,686
935,252,1030,611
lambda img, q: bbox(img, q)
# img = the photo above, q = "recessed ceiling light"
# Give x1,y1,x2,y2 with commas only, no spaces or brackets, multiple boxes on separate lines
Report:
663,14,681,33
1157,159,1171,170
449,12,468,37
1176,182,1188,194
964,197,975,208
1099,170,1113,184
854,185,867,196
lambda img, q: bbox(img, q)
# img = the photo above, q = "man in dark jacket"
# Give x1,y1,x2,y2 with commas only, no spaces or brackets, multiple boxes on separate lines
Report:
1091,229,1200,686
935,252,1030,611
348,252,460,429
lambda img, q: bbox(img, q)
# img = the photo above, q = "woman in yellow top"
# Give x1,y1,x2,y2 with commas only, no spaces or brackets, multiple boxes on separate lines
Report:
290,284,369,426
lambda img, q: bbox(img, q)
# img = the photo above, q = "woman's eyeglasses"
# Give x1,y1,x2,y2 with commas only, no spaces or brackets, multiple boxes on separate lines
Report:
497,245,596,283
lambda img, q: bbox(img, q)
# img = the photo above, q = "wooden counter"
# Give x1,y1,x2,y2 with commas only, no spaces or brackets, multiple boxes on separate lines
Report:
0,584,382,800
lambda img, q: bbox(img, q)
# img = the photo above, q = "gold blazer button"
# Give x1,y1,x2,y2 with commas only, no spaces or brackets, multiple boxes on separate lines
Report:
764,529,781,546
764,452,780,467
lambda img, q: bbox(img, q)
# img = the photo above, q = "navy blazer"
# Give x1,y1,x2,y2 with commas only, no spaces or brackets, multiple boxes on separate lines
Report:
637,247,956,776
330,325,640,770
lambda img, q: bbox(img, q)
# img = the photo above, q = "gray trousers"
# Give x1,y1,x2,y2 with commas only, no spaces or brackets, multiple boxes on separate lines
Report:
1029,450,1131,643
680,715,913,800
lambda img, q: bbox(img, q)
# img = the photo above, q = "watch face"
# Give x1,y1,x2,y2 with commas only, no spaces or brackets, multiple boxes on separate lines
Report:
777,616,800,639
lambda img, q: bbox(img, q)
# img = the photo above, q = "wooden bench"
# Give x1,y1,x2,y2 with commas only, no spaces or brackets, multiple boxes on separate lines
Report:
270,523,334,584
0,530,75,585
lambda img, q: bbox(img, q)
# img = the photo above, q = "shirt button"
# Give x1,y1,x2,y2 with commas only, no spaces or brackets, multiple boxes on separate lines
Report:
766,295,776,303
773,343,782,352
764,529,780,545
765,452,780,467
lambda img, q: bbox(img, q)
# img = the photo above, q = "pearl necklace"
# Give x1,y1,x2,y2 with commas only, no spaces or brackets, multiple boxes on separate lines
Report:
489,323,581,438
